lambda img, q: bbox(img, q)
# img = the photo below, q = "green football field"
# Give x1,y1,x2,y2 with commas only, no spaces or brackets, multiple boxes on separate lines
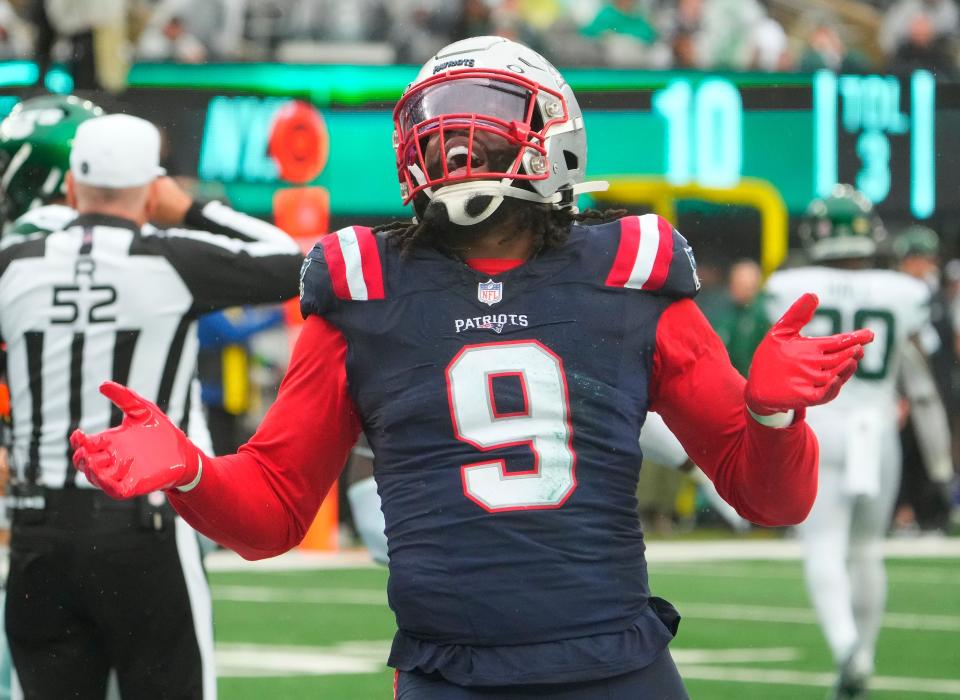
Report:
207,545,960,699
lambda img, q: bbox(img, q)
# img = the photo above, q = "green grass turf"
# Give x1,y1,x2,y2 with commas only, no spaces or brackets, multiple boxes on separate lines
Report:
209,557,960,699
219,673,395,700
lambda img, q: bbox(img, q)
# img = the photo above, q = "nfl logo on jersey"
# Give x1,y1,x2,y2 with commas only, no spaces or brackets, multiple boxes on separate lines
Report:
477,279,503,306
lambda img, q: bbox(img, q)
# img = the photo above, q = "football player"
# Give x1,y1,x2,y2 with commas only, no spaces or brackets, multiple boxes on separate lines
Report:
765,185,930,700
71,37,873,699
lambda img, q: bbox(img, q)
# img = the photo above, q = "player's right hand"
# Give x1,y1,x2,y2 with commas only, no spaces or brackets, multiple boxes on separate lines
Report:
149,176,193,227
70,381,201,499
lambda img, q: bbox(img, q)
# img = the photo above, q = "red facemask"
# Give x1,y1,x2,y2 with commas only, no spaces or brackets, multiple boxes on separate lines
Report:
392,69,569,205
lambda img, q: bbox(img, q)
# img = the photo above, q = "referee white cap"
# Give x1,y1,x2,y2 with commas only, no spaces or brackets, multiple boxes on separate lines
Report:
70,114,167,188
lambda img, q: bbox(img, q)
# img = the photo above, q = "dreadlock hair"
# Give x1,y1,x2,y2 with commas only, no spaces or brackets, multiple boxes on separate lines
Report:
374,202,628,259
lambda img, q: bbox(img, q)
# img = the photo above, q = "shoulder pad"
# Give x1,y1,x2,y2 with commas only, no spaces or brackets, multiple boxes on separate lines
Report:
6,204,77,238
299,226,385,317
604,214,700,298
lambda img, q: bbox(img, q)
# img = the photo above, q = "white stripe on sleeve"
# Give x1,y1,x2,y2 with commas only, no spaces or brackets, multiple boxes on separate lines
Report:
625,214,662,290
337,227,370,301
161,228,298,258
201,201,300,250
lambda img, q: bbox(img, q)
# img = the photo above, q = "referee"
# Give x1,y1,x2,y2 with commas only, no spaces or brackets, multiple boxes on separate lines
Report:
0,113,303,699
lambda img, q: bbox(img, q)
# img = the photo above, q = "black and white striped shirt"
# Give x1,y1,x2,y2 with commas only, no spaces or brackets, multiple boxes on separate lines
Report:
0,200,303,489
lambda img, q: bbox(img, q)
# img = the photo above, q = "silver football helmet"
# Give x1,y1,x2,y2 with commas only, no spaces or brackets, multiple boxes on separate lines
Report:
392,35,607,226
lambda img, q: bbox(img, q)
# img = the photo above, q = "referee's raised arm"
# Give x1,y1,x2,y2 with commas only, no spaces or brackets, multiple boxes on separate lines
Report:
137,176,303,312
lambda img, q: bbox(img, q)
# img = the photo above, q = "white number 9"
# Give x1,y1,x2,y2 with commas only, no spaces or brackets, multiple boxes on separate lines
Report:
446,341,577,512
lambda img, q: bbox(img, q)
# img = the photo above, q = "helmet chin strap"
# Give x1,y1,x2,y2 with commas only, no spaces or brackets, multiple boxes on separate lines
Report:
426,180,610,226
430,182,505,226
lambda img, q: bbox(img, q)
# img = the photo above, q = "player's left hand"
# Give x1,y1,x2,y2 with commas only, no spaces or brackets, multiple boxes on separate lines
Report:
746,293,874,415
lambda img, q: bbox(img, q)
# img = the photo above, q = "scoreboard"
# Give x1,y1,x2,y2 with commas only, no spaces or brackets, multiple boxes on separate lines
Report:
0,62,957,222
815,71,937,219
641,70,938,220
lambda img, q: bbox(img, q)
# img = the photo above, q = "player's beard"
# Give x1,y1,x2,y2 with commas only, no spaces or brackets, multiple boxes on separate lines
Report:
417,192,535,257
416,137,534,255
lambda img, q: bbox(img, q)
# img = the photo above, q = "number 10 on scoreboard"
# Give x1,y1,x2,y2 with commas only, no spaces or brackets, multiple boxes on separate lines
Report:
653,78,743,189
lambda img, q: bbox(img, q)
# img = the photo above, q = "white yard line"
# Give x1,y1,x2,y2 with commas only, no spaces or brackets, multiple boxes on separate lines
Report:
644,537,960,563
655,562,960,585
210,586,960,633
212,585,387,605
680,665,960,695
671,648,800,664
215,643,797,678
215,641,390,677
676,603,960,632
214,640,960,696
205,548,377,572
203,537,960,572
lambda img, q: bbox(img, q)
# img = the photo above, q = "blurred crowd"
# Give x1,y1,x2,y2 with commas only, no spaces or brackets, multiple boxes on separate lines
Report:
0,0,954,89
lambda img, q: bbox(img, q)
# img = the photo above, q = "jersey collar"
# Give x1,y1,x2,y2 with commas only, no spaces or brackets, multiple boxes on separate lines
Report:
70,213,140,233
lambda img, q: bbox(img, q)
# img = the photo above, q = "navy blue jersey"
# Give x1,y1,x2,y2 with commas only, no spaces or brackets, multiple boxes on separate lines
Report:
300,214,700,686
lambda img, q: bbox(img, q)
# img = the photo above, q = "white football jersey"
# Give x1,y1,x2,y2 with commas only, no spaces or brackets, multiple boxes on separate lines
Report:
765,266,929,466
6,203,77,237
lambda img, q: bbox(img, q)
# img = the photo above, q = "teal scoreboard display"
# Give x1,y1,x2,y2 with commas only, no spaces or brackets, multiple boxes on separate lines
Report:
613,70,940,220
0,63,955,221
815,71,938,219
180,67,955,221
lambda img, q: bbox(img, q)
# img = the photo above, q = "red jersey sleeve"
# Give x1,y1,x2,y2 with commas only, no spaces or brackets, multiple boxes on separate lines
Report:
167,315,362,559
648,299,819,526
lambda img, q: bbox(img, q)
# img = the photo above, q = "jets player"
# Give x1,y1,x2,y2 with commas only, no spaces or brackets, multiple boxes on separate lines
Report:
0,94,103,239
72,37,872,698
765,185,930,700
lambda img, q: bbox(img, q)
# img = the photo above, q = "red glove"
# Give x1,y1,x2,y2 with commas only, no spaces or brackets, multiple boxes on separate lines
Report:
746,293,874,416
70,381,201,499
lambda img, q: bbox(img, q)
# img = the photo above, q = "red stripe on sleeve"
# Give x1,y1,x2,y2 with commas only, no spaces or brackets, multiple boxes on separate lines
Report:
642,216,675,291
354,227,385,300
320,233,351,300
605,216,640,287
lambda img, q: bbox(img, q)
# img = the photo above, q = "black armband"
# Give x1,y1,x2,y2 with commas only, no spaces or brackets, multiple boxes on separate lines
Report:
183,199,214,230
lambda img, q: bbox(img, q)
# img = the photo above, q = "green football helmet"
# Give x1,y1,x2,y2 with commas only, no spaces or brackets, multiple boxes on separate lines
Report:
798,184,886,262
0,94,104,223
892,224,939,260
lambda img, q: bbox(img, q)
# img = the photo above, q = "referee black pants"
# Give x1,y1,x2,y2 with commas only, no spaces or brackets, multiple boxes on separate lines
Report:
5,489,215,699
